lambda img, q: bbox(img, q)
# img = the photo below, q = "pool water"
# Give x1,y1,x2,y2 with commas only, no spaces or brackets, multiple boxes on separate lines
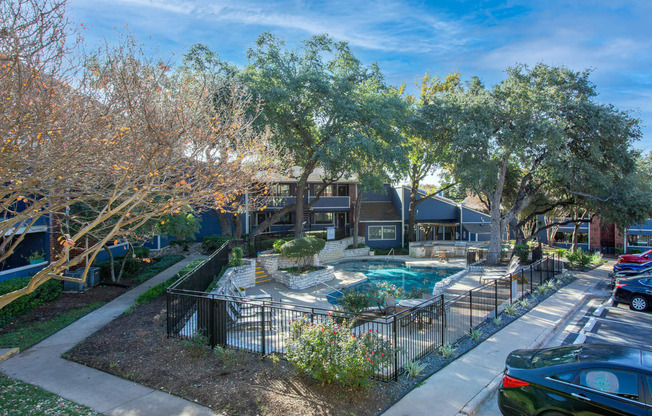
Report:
328,260,463,304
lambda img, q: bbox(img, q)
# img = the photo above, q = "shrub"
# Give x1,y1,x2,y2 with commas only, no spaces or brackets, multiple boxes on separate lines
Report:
132,246,150,258
469,327,482,341
280,237,325,270
439,344,455,358
229,247,244,267
504,303,518,315
273,239,290,254
201,235,235,253
97,256,144,282
404,359,426,378
513,244,530,263
286,316,393,387
368,281,404,308
565,248,592,270
182,331,210,358
0,277,62,327
338,289,373,316
492,316,502,326
346,243,366,249
615,247,623,256
628,248,642,254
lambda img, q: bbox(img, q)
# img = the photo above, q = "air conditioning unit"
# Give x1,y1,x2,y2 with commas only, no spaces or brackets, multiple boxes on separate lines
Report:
63,267,100,291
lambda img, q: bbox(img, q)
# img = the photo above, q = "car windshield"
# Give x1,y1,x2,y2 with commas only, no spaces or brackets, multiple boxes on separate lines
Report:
532,346,581,368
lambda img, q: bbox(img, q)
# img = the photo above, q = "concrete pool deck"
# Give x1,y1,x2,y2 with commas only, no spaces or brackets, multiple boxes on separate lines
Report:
246,255,471,310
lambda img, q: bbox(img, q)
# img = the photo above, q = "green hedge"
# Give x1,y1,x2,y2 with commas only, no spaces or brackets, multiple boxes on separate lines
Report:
132,258,206,308
132,254,185,283
0,277,62,328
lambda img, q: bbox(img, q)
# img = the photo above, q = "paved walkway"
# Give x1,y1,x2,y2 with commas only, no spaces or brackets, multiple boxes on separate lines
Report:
0,255,216,416
382,261,612,416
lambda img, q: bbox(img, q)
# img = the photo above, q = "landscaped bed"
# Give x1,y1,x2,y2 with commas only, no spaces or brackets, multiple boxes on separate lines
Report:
65,267,577,416
65,296,405,416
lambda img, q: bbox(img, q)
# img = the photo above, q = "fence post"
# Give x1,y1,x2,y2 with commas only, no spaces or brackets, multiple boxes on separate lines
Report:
208,298,217,347
261,304,266,355
509,273,513,304
215,298,227,346
469,290,473,330
530,264,533,293
440,294,446,345
494,280,498,318
393,315,398,381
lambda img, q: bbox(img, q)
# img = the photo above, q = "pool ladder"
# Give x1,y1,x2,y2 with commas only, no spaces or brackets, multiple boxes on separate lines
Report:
385,248,395,262
314,281,345,300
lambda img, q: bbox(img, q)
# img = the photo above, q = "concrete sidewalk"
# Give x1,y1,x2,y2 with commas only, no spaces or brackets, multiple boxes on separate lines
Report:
0,255,216,416
383,262,612,416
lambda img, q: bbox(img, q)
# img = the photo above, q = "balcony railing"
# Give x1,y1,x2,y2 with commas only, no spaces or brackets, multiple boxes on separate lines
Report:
308,196,350,209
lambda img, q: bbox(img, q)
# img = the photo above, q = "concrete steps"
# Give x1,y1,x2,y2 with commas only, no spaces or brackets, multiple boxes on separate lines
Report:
255,263,271,284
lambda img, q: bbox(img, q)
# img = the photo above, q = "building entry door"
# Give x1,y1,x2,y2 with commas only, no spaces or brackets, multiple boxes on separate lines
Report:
337,212,347,228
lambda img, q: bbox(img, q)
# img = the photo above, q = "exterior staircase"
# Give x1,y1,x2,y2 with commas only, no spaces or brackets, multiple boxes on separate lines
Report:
255,262,271,284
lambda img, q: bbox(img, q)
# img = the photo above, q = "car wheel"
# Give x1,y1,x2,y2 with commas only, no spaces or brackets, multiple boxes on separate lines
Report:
630,295,648,311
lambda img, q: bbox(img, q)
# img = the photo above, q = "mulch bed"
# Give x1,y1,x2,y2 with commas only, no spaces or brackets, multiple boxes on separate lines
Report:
66,297,406,416
0,285,128,337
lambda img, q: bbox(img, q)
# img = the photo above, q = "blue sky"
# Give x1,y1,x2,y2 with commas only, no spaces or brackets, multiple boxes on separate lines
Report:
69,0,652,152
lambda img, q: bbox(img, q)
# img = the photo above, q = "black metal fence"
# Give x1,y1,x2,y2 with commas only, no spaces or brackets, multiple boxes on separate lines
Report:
167,252,563,381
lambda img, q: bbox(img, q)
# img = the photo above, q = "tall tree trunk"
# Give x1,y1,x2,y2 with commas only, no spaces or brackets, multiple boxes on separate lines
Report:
487,157,509,265
115,242,133,283
352,187,363,247
214,210,233,237
514,223,526,245
233,214,242,239
407,178,420,243
292,162,316,238
103,244,116,283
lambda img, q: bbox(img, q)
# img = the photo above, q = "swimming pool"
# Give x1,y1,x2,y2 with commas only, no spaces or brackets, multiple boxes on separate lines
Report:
328,260,463,304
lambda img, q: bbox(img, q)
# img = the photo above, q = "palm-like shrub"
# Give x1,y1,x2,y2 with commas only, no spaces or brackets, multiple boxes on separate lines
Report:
280,237,326,271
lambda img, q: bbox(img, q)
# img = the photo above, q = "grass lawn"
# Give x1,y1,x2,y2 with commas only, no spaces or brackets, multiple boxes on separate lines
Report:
0,372,101,416
0,302,105,351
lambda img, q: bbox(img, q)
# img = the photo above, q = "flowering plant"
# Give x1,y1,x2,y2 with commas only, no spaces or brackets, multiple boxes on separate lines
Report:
286,315,394,387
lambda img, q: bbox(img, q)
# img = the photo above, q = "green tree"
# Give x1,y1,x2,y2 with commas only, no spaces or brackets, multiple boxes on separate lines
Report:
399,73,461,242
243,33,401,237
449,64,643,264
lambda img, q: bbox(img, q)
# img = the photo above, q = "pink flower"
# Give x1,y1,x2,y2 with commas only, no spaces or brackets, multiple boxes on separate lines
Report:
328,311,332,315
381,353,385,356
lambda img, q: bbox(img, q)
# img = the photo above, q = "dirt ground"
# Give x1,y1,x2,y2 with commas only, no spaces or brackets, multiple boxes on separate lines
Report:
66,297,406,416
0,285,128,336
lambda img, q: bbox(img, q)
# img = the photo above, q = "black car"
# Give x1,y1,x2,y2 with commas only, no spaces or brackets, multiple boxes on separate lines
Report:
610,269,652,290
498,344,652,416
613,276,652,311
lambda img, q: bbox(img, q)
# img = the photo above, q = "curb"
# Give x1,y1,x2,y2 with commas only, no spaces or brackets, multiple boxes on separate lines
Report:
0,348,19,362
455,284,596,416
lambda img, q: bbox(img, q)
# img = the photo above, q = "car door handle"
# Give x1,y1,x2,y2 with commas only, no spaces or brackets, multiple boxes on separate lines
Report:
571,393,592,402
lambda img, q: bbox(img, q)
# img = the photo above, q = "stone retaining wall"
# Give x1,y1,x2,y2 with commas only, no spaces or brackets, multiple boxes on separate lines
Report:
342,247,371,258
217,259,255,291
318,237,354,263
273,266,335,290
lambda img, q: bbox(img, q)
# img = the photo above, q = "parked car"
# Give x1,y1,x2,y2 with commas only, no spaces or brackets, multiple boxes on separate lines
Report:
610,267,652,289
613,275,652,311
498,344,652,416
617,249,652,264
613,261,652,273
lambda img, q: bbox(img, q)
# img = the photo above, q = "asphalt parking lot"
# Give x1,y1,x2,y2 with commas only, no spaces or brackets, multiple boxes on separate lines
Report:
477,274,652,416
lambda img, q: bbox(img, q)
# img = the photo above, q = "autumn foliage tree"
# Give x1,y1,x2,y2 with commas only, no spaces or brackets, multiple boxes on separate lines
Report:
0,0,274,309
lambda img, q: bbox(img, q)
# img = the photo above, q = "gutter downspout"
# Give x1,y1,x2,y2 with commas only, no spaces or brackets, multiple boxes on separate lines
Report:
399,186,405,248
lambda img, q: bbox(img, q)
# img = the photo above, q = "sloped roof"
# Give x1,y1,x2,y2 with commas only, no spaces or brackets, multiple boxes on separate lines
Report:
359,202,401,222
261,167,358,183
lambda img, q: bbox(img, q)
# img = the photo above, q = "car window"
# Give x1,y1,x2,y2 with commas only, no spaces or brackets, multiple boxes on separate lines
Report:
531,346,581,368
552,371,577,382
578,369,639,401
639,278,652,287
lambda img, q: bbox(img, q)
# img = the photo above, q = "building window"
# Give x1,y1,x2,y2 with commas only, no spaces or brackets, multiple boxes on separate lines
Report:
316,185,333,197
337,185,349,196
554,232,588,244
314,212,334,224
628,234,650,247
269,184,291,196
368,225,396,240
